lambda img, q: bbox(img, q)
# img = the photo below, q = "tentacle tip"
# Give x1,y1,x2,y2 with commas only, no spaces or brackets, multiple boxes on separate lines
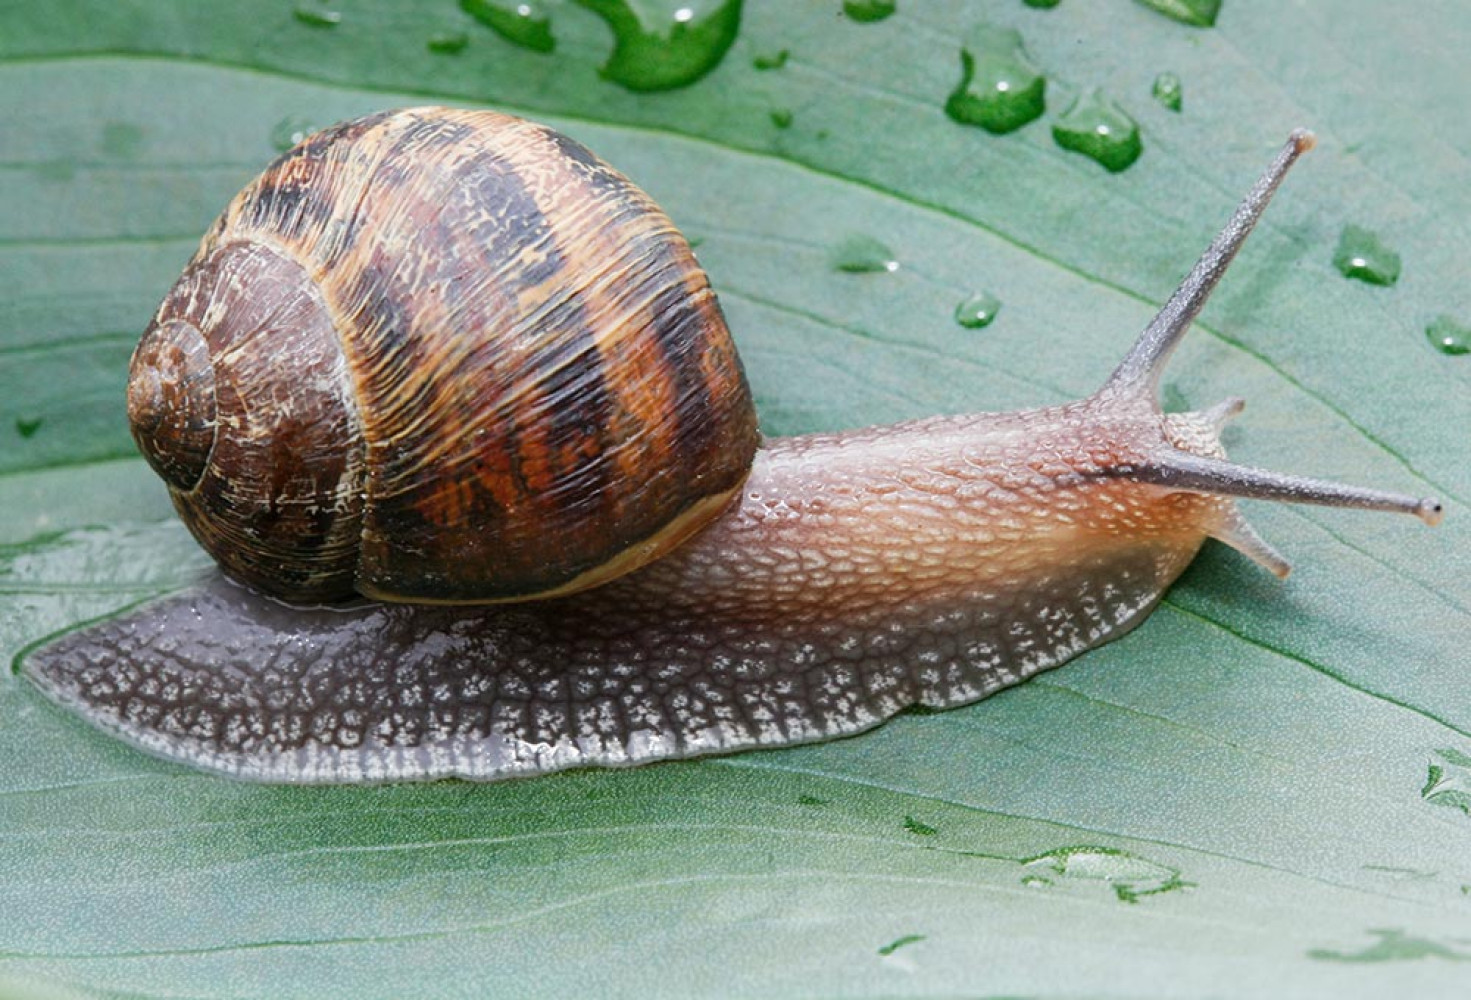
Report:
1290,128,1316,153
1417,498,1445,527
1201,395,1246,431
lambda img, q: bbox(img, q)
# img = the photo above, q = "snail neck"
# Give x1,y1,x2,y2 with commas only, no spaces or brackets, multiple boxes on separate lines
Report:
599,400,1213,625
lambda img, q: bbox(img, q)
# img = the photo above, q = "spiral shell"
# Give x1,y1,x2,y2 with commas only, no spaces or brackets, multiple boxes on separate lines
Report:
127,107,759,603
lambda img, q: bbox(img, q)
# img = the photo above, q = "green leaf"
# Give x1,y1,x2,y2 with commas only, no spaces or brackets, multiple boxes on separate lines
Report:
3,2,1470,996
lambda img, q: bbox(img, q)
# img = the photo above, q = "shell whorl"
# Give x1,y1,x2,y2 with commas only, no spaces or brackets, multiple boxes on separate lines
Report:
130,107,759,603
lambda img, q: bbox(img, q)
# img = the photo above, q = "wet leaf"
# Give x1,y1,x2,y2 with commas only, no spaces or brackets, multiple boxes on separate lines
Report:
2,2,1469,996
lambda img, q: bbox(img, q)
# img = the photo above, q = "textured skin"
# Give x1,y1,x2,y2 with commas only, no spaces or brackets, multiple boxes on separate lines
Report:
26,397,1229,783
129,107,758,601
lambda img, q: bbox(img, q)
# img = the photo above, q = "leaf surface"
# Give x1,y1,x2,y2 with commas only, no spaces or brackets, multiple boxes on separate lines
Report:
2,2,1469,997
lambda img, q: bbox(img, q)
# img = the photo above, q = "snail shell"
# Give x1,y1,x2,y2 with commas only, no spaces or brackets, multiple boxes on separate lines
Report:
126,108,759,603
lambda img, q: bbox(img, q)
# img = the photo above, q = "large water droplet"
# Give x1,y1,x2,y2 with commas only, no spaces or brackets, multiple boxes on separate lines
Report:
1333,225,1401,286
843,0,896,22
1422,748,1471,812
293,3,343,27
270,116,319,152
1052,89,1142,172
575,0,742,92
1133,0,1220,27
428,31,470,54
954,291,1002,328
1426,317,1471,357
1152,71,1183,111
944,26,1047,135
1022,845,1192,903
461,0,555,52
831,235,899,274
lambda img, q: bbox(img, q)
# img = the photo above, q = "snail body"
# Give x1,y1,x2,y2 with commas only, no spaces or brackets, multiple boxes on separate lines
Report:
25,111,1441,783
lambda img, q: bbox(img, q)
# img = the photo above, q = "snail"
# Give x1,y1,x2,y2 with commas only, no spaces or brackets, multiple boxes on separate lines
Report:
22,108,1441,784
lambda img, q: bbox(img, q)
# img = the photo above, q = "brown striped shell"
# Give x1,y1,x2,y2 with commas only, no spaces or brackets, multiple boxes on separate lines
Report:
126,107,759,603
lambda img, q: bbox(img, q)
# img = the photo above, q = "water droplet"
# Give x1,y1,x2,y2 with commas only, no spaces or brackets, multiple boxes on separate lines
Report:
843,0,896,22
1425,317,1471,357
903,815,938,836
1023,0,1061,7
1309,928,1471,964
877,934,924,956
15,417,42,439
1132,0,1220,27
575,0,742,92
1333,225,1401,286
1152,71,1183,112
427,31,470,54
770,108,793,129
1020,874,1052,887
101,122,145,159
461,0,555,53
1052,89,1142,172
954,291,1002,329
831,235,899,274
1422,748,1471,812
270,116,319,152
752,48,788,70
1022,845,1192,903
293,4,342,27
944,26,1047,135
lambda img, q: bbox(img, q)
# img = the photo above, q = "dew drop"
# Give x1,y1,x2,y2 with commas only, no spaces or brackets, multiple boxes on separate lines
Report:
954,291,1002,329
877,934,924,956
902,815,938,836
292,4,342,28
1133,0,1220,27
1052,89,1142,172
1425,316,1471,357
831,234,899,274
1422,749,1471,812
843,0,896,22
269,116,319,152
1309,929,1471,964
1333,225,1401,286
752,47,788,70
427,31,470,54
1151,71,1183,112
575,0,742,92
944,26,1046,135
770,108,794,129
1023,845,1192,903
460,0,555,52
15,417,42,439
